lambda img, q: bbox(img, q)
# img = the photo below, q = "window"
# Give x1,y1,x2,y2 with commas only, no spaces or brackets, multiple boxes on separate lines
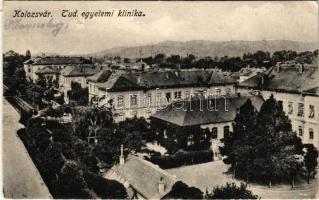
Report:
130,95,138,106
156,92,162,103
298,126,303,136
185,91,190,99
215,88,221,96
28,68,31,72
174,91,182,99
309,105,315,118
147,94,152,106
117,95,124,107
288,102,293,114
165,92,171,102
224,126,230,137
225,88,231,95
298,103,304,117
278,101,283,109
309,128,314,139
212,127,218,139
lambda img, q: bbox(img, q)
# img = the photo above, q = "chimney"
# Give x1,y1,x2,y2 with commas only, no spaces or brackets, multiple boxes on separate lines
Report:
298,63,303,74
119,144,125,165
158,177,165,194
276,62,281,73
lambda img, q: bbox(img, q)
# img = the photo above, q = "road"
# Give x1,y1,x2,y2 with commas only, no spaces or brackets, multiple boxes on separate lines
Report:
167,160,319,199
2,99,52,198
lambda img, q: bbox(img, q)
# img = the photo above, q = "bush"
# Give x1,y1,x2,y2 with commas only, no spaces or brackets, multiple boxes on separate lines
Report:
146,150,213,169
84,172,127,199
205,182,258,199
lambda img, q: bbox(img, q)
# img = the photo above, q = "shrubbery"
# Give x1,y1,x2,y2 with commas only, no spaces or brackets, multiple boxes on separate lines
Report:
146,150,213,169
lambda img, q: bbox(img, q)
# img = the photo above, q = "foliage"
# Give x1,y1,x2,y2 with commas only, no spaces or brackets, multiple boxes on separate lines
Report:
166,181,203,199
141,50,318,71
304,144,318,183
221,96,305,186
147,150,213,169
68,82,89,106
205,182,258,199
84,172,127,199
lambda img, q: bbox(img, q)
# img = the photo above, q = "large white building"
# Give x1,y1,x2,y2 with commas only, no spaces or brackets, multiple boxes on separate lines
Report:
23,56,92,82
237,63,319,148
87,70,238,122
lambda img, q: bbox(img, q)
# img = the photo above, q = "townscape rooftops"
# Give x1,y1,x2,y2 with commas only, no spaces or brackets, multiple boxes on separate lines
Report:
35,66,59,74
151,95,264,127
87,70,113,82
95,70,237,92
24,56,92,65
103,156,177,199
238,64,319,94
61,66,99,77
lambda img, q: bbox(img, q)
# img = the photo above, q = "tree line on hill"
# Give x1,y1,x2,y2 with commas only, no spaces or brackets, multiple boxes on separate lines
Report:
221,95,318,188
137,49,318,71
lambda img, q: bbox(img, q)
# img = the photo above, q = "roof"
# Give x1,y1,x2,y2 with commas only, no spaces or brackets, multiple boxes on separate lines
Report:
103,156,177,199
303,87,319,96
35,67,59,74
87,70,113,82
60,66,99,77
26,56,91,65
151,95,264,127
97,70,237,92
238,64,319,94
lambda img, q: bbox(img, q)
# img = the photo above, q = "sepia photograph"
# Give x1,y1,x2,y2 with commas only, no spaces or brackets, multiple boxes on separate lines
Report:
2,1,319,199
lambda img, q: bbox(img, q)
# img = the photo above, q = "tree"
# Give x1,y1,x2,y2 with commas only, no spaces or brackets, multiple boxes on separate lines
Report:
254,95,303,187
221,95,305,187
205,182,258,199
84,172,127,199
304,144,318,183
166,181,203,199
220,99,257,182
68,82,89,106
59,161,89,198
26,50,31,60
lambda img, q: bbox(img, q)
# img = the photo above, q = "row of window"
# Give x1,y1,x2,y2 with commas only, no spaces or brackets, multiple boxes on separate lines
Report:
286,101,315,118
116,87,232,108
298,126,315,139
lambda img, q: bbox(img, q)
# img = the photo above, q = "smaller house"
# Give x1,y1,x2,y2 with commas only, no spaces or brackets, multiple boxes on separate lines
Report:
103,149,177,199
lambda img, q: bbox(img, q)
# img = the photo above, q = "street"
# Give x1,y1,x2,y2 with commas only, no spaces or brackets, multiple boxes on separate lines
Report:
167,160,319,199
2,99,52,198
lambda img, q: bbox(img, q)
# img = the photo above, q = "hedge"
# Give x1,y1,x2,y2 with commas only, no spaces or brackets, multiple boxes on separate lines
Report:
146,150,214,169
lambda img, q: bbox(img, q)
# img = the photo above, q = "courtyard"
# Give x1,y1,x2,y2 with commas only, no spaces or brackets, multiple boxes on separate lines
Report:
166,160,319,199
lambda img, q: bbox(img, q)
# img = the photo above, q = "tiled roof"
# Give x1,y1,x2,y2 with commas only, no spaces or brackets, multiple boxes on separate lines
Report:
103,156,177,199
238,64,319,94
28,56,91,65
87,70,113,82
151,95,264,126
303,87,319,96
35,67,59,74
61,66,99,77
97,70,237,92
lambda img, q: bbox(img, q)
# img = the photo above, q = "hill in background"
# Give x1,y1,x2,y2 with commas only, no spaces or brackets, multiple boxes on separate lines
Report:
88,40,318,59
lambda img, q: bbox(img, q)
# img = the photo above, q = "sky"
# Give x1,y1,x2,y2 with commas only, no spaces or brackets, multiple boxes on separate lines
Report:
3,1,318,55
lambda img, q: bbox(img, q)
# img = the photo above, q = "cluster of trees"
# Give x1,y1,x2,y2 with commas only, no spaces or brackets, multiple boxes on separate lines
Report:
72,108,149,166
139,50,318,71
23,117,127,198
221,96,318,188
166,181,258,199
67,82,89,106
205,182,258,199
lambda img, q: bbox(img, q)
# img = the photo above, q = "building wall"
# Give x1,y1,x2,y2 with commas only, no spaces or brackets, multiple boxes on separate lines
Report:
237,87,319,148
88,84,235,123
201,121,233,140
61,76,89,104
